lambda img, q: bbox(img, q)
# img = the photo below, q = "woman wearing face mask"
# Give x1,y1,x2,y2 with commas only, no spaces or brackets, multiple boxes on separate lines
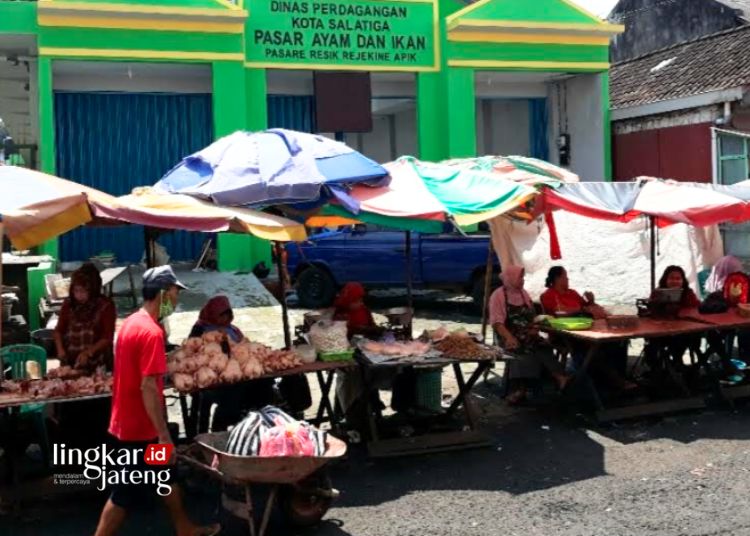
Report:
54,263,116,372
53,264,116,449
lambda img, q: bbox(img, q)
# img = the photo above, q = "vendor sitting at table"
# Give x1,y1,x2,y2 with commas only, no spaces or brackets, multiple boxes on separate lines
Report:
191,296,274,432
54,263,116,372
540,266,607,319
490,265,570,404
644,266,701,373
333,282,384,338
540,265,637,393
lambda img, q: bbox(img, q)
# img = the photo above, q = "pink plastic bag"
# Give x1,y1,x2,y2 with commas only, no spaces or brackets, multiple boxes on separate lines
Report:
259,423,316,457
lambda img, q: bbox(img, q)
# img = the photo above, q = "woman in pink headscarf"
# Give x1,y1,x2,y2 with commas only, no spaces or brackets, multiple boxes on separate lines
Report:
489,265,570,404
705,255,744,294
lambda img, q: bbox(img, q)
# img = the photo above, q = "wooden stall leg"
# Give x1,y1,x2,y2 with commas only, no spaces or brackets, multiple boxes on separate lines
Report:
576,344,605,412
446,362,490,428
245,485,257,536
314,370,336,426
258,485,279,536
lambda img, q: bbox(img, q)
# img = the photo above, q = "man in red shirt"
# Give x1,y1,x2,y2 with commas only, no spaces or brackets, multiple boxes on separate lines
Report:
95,266,218,536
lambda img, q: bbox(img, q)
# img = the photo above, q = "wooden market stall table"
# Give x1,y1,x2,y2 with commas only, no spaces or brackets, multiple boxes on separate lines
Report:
357,352,494,458
543,317,732,422
176,360,357,440
0,391,112,494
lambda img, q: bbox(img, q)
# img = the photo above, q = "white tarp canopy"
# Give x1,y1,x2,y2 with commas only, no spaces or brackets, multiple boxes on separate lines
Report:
490,212,724,307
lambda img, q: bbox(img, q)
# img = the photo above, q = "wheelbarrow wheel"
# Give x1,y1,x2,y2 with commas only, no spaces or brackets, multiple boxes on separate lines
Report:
280,469,334,528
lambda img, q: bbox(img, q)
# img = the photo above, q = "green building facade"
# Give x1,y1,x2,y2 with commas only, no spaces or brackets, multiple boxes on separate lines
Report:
0,0,622,268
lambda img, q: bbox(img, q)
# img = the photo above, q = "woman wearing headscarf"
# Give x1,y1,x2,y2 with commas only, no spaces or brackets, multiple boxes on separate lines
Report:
54,263,116,372
333,282,381,337
191,296,274,431
489,265,570,404
705,255,744,294
704,256,750,370
189,295,244,343
53,263,116,447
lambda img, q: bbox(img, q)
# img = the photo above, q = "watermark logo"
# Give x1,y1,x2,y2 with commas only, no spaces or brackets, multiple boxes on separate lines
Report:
145,443,174,466
52,443,173,496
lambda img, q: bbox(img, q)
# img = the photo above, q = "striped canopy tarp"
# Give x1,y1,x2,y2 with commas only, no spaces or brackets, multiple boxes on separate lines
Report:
305,156,541,232
0,166,306,250
540,178,750,228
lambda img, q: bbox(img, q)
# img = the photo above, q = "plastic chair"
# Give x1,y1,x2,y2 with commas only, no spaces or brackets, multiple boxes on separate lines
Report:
1,344,51,467
697,269,711,299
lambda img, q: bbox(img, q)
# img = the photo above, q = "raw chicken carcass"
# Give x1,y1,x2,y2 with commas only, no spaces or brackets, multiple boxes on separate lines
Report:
203,342,224,357
194,352,211,368
202,331,224,345
232,344,252,365
363,341,384,354
220,359,243,383
242,357,264,380
195,367,218,389
183,337,204,355
178,356,200,374
173,373,195,392
167,359,182,375
208,353,229,373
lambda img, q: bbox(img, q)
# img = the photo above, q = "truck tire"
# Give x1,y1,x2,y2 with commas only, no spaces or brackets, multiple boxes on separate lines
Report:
296,267,336,308
471,272,500,311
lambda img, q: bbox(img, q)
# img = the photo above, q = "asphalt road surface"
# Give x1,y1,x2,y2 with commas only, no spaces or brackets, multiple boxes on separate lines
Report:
4,297,750,536
4,396,750,536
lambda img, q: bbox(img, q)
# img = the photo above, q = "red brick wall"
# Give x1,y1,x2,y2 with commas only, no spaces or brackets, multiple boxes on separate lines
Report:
613,122,713,183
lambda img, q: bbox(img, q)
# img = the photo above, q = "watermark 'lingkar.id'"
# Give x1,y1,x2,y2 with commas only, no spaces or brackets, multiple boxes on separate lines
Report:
52,443,173,496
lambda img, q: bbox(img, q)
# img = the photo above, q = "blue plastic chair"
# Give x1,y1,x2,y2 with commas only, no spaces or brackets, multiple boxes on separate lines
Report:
697,269,711,299
1,344,51,467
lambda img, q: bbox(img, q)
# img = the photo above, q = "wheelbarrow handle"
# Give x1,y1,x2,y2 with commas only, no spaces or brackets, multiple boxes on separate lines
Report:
177,453,225,479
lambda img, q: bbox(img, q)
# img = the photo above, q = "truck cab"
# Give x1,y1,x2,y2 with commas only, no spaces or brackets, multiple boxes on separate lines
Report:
286,223,499,309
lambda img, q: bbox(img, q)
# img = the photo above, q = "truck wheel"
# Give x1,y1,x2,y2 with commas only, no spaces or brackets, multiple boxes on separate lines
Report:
296,267,336,308
471,272,500,311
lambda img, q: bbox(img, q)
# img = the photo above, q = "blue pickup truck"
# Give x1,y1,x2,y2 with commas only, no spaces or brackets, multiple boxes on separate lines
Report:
285,223,499,309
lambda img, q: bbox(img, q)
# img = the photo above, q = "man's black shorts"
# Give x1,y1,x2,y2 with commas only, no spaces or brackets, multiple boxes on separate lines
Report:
107,435,174,510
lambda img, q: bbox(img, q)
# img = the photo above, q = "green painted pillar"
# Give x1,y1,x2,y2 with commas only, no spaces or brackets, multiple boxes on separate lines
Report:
245,67,268,131
37,57,59,259
417,67,476,161
601,72,613,181
416,72,447,161
446,67,477,158
417,0,477,161
213,62,272,272
213,61,247,135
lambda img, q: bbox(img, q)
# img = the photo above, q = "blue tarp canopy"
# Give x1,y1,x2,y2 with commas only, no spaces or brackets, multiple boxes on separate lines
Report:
155,129,389,212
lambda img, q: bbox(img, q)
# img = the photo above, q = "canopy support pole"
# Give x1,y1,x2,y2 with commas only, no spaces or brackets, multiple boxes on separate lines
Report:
144,227,156,269
481,240,494,343
274,241,292,349
405,231,414,338
650,216,656,291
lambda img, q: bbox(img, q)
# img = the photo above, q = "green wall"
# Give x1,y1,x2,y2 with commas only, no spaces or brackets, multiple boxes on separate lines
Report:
2,0,618,271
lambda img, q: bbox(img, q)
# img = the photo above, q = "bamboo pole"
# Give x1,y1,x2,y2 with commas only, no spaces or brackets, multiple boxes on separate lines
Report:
274,242,292,349
481,240,494,343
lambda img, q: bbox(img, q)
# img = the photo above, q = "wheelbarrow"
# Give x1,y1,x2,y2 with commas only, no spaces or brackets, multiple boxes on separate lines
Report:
179,431,347,536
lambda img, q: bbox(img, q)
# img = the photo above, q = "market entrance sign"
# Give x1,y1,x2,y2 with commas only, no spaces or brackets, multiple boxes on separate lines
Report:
245,0,439,71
